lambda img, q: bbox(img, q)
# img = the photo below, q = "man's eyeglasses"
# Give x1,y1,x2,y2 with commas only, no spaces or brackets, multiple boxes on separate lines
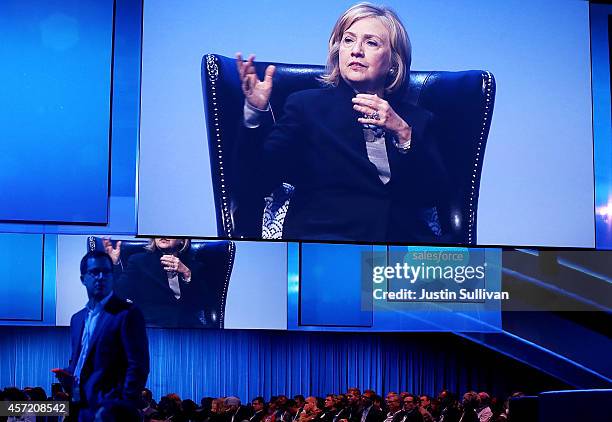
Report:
85,269,113,277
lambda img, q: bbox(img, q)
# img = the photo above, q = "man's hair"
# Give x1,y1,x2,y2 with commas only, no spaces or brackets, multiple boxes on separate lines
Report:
320,2,411,94
252,396,265,405
478,392,490,405
225,396,241,407
80,250,113,275
347,387,361,396
403,394,419,405
462,391,480,409
294,395,305,403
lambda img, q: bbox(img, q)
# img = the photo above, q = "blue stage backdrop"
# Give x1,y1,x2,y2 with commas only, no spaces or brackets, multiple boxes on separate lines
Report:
0,327,568,402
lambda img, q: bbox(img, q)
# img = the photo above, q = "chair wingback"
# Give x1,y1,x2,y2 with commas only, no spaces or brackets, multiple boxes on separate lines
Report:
202,54,495,244
87,236,235,327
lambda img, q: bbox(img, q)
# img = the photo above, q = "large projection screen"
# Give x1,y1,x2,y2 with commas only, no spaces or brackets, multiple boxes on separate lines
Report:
138,0,594,247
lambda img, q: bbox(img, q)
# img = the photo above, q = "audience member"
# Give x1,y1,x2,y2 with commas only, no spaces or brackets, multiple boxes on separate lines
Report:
0,386,551,422
437,390,460,422
250,397,266,422
313,395,336,422
225,396,250,422
401,394,423,422
383,393,404,422
359,390,383,422
299,396,322,422
293,396,306,422
476,393,492,422
458,391,479,422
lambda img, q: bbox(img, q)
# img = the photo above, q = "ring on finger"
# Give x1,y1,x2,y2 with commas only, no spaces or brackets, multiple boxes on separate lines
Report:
371,112,380,120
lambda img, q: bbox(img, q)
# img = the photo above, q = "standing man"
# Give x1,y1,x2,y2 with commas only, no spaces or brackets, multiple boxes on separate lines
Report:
60,251,150,421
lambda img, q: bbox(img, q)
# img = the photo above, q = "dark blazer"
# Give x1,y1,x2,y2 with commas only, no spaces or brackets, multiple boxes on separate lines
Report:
402,409,424,422
386,410,406,422
360,406,385,422
114,250,215,327
237,79,448,243
250,410,266,422
68,294,149,412
313,409,337,422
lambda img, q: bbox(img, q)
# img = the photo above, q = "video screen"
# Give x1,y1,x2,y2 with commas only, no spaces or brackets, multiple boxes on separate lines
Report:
1,232,610,346
54,235,288,330
139,0,595,247
289,243,503,332
0,0,114,224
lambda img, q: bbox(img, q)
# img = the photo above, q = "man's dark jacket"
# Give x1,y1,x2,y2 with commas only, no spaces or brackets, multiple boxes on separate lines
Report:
68,294,149,412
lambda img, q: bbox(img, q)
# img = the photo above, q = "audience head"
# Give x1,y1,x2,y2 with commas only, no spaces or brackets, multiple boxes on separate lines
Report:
294,395,306,408
142,388,153,404
24,386,47,401
478,392,490,407
385,393,401,413
437,390,456,408
252,396,266,412
287,399,299,415
277,395,289,409
201,396,214,411
335,394,348,408
403,394,419,412
182,399,198,415
419,395,430,409
304,396,320,413
212,398,225,413
225,396,242,412
347,388,361,405
324,395,336,410
462,391,480,410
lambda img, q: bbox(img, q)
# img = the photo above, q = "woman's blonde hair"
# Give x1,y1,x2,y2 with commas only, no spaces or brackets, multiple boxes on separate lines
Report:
144,238,191,253
320,2,411,94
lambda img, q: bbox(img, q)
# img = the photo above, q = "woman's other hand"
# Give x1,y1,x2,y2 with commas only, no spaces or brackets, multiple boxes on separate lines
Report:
160,255,192,280
236,52,276,110
352,93,412,146
102,238,122,265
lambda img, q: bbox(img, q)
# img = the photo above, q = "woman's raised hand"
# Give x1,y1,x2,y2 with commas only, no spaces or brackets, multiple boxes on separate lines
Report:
236,52,276,110
102,238,122,265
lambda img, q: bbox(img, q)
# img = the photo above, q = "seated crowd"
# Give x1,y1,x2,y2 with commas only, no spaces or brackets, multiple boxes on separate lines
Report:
1,386,525,422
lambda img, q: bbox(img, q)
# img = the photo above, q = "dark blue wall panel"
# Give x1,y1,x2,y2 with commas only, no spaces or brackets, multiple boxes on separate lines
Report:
0,234,44,320
0,0,114,223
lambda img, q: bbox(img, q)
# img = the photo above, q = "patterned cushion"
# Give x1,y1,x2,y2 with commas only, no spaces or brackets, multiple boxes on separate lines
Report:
262,183,295,239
